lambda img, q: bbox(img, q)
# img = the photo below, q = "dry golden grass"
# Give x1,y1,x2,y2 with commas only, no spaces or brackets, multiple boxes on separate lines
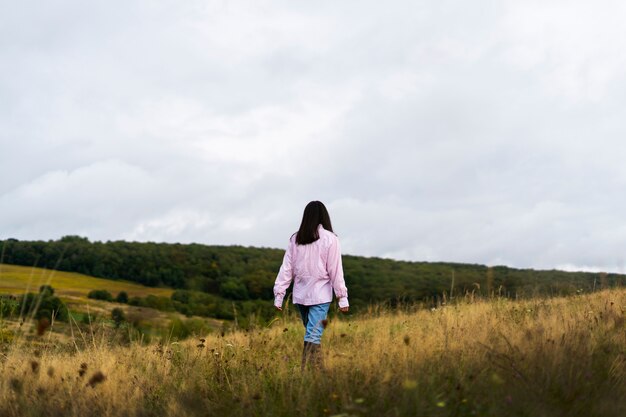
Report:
0,263,173,299
1,288,624,417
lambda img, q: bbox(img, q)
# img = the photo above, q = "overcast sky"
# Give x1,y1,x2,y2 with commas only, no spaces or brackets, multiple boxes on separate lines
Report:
2,0,626,272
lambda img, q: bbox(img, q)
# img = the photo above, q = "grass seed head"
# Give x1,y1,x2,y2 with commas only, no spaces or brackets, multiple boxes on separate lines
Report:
87,371,106,388
79,362,88,377
31,360,40,374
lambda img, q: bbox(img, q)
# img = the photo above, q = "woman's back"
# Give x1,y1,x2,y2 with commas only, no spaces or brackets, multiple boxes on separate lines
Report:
291,225,335,280
274,224,348,307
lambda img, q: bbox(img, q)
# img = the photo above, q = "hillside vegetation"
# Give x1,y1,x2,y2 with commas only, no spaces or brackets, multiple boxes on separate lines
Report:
0,264,222,342
0,264,173,299
0,288,624,417
2,237,625,316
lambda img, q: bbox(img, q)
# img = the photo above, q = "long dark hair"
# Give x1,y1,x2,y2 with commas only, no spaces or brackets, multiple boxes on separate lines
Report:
295,201,334,245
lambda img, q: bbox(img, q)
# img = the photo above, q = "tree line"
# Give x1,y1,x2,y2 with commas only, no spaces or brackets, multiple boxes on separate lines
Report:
1,236,624,318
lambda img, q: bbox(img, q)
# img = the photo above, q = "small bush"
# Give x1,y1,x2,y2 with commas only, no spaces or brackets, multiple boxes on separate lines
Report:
111,308,126,328
128,296,146,307
115,291,129,304
88,290,114,302
39,285,55,296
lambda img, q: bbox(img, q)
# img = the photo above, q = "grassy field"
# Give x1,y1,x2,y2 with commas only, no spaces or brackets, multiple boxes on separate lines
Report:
0,263,173,299
0,287,624,416
0,263,223,340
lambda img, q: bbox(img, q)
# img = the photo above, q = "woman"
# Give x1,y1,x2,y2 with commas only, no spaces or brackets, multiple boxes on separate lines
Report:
273,201,349,370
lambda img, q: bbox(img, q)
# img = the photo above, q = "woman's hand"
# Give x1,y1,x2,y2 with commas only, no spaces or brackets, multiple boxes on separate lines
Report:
275,305,282,311
339,306,349,313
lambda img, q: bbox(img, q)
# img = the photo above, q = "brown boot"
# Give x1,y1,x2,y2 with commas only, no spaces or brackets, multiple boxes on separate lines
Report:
309,343,325,371
301,341,313,371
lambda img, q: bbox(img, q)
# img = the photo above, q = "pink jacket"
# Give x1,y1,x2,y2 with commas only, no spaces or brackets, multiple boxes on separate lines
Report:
273,224,349,308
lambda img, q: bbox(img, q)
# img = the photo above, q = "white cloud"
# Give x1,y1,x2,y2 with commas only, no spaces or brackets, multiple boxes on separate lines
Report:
2,0,626,272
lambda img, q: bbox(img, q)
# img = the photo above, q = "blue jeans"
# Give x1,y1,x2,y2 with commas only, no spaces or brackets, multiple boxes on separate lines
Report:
296,302,331,345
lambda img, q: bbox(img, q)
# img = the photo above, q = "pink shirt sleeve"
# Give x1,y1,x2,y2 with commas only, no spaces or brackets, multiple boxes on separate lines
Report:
327,236,349,308
273,238,295,307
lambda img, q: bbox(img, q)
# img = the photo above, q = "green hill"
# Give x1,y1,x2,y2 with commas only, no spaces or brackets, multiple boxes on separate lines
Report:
0,263,173,299
0,263,222,340
1,236,625,317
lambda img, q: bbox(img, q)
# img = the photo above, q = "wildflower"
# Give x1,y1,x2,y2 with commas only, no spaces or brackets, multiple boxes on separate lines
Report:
436,401,446,407
403,335,410,346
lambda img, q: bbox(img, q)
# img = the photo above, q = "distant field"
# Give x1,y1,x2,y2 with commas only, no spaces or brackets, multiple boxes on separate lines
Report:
0,263,222,336
0,263,173,299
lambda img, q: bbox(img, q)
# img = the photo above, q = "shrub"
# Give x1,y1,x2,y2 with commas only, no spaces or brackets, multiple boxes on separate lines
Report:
128,296,146,307
88,289,114,302
111,308,126,328
0,296,19,318
39,285,54,296
19,291,68,322
143,295,174,311
115,291,129,304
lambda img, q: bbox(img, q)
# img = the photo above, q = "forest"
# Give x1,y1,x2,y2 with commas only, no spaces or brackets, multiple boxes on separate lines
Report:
1,236,624,322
